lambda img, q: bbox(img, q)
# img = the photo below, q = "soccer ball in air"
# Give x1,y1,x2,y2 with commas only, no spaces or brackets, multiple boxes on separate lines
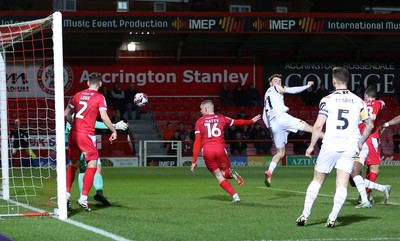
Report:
134,93,148,107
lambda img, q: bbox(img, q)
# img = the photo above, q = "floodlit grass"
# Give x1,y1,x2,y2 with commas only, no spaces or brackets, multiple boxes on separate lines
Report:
1,166,399,241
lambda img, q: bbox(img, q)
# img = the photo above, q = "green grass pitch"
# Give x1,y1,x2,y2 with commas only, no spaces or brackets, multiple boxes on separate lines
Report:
1,166,399,241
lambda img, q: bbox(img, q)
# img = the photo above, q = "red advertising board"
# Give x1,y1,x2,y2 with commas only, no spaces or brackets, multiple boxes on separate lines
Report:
64,57,255,97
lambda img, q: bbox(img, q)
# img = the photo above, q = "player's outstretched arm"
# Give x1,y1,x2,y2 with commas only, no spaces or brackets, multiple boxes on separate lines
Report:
233,114,261,126
284,81,314,94
99,109,117,142
94,120,128,131
381,114,400,133
114,121,128,130
251,114,261,123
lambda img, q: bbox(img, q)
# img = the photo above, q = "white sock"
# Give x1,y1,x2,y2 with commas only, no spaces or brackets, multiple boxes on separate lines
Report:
79,195,88,202
302,181,321,218
364,179,386,192
329,186,347,221
268,162,278,174
353,175,368,202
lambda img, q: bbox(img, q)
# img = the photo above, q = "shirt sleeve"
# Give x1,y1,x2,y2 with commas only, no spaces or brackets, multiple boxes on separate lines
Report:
284,85,309,94
94,121,108,129
191,134,201,164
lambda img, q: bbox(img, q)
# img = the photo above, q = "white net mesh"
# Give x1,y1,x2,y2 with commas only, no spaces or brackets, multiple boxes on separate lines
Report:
0,14,61,217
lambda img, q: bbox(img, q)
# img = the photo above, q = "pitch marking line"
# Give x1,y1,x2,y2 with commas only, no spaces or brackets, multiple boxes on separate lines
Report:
258,186,400,205
63,218,134,241
7,199,133,241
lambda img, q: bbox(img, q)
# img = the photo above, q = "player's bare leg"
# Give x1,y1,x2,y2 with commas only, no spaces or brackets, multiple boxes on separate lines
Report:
264,146,285,187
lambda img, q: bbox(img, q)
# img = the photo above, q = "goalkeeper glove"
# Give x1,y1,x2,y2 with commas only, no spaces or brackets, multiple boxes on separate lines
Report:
113,121,128,131
29,149,37,158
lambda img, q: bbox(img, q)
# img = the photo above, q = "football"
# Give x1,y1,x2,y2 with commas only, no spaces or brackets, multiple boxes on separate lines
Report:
134,92,148,107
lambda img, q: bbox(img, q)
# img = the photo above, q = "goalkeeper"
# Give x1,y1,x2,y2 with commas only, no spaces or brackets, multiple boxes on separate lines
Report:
65,117,128,207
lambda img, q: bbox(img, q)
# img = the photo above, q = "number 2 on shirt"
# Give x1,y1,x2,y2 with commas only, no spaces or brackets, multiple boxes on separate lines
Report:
75,101,88,119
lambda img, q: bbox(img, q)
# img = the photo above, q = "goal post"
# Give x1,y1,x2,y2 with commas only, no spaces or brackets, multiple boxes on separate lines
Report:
0,12,67,220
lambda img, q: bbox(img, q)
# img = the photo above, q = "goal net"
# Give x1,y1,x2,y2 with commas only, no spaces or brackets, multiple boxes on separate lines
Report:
0,12,67,219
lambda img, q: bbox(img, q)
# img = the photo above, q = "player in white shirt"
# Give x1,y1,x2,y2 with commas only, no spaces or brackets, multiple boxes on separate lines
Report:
296,67,374,228
262,74,323,187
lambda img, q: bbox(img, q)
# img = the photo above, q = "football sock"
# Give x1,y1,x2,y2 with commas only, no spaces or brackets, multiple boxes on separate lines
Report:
364,179,386,192
366,172,378,193
220,180,236,196
79,195,88,203
82,167,96,196
78,173,84,194
353,175,368,203
93,173,104,192
329,186,347,222
66,165,78,193
302,181,321,217
268,162,277,174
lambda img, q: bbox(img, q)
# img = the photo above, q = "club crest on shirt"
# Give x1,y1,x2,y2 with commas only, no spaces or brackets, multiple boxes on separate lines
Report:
37,60,73,95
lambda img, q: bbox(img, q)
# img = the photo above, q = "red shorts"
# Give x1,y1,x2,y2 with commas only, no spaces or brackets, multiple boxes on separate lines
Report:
68,131,98,161
365,137,381,166
202,144,230,172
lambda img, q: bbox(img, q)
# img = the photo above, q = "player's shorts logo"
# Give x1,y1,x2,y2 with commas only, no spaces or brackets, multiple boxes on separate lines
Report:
37,61,73,95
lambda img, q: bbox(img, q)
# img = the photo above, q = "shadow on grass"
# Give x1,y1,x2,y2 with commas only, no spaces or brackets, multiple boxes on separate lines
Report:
200,195,230,202
67,203,112,217
262,190,300,201
306,214,380,227
200,195,277,208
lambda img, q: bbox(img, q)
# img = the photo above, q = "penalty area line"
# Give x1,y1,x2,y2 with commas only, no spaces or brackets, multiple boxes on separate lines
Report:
62,218,134,241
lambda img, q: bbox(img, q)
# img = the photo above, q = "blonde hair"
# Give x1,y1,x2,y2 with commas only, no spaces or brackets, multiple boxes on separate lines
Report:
201,100,214,112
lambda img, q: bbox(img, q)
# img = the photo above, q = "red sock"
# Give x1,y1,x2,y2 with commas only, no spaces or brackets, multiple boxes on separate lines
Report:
224,169,232,179
82,167,96,196
66,165,78,193
219,180,235,196
366,172,378,193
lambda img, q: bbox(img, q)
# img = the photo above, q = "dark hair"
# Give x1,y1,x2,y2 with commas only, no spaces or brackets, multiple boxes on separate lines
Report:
88,72,102,85
332,67,349,85
364,85,377,98
268,74,282,82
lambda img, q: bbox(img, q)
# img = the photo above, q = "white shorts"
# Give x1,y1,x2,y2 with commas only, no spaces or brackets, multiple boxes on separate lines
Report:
315,147,357,174
356,142,369,166
269,112,306,148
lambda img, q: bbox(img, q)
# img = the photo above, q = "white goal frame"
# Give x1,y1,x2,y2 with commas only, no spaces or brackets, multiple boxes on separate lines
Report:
0,12,67,220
